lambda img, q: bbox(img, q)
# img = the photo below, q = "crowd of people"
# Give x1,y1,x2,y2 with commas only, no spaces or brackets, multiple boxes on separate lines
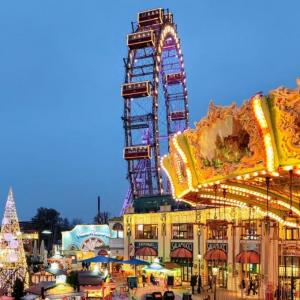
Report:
240,276,260,296
190,273,203,294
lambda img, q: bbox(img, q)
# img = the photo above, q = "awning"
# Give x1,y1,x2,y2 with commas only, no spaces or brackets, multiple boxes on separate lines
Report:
282,245,300,257
98,249,108,256
135,246,157,256
170,247,192,258
204,249,227,261
164,262,182,269
236,250,260,264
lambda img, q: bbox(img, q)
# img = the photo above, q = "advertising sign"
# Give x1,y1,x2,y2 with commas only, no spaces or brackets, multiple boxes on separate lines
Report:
62,225,110,251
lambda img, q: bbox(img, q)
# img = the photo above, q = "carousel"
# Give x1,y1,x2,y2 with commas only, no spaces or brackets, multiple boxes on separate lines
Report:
162,79,300,298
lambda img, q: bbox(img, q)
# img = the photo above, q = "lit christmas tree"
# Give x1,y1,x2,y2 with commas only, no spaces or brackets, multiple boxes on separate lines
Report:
0,187,28,294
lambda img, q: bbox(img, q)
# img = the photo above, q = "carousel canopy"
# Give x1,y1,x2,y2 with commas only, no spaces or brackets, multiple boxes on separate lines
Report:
162,79,300,227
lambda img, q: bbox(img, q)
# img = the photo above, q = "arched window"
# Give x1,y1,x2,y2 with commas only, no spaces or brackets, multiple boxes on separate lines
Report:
112,223,124,238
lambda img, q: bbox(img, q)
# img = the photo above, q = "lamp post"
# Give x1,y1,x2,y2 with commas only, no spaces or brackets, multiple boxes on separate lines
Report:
126,216,132,259
107,250,112,275
197,254,202,293
212,267,219,300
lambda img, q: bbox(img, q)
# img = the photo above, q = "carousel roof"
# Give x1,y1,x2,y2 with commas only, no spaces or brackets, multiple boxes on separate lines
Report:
162,79,300,227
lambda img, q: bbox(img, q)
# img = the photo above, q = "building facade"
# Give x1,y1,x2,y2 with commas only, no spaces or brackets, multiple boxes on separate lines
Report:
137,79,300,297
125,206,300,296
62,221,124,261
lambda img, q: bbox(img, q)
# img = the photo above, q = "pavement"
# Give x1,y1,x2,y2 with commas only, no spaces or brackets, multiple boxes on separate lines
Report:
112,283,263,300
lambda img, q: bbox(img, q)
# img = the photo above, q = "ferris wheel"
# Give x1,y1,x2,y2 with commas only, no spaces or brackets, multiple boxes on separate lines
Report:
121,8,189,213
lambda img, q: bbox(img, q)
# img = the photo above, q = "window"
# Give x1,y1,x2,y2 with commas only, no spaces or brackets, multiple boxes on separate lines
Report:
172,224,193,239
207,221,228,240
285,227,300,240
135,224,158,239
241,220,259,240
112,223,124,238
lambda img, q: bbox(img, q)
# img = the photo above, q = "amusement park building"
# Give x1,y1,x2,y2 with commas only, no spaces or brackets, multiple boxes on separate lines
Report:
124,79,300,295
61,219,124,262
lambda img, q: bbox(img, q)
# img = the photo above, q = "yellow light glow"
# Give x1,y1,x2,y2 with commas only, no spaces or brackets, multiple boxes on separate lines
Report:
252,95,275,172
253,97,268,129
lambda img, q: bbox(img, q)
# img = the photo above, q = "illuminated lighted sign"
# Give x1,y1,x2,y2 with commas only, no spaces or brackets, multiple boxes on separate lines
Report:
62,225,111,251
76,230,104,238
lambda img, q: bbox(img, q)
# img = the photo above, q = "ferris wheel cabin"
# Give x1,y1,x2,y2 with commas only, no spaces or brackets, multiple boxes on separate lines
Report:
127,31,156,50
121,81,152,98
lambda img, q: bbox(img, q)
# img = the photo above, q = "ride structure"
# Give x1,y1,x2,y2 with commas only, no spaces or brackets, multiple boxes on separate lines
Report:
162,79,300,228
121,8,189,214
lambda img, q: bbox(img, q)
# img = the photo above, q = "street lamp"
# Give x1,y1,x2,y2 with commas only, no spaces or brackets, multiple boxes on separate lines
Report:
41,229,52,257
107,250,112,275
197,254,202,293
212,267,219,300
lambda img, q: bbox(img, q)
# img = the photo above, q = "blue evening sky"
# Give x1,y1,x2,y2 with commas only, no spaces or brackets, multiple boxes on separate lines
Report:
0,0,299,222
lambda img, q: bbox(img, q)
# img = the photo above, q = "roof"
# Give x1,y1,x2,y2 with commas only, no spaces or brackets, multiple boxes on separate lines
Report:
26,282,56,295
133,195,191,213
78,271,102,286
163,262,181,269
45,268,66,276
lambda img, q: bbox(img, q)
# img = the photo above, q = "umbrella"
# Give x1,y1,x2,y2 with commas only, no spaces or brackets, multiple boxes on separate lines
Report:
80,255,121,264
46,267,66,276
21,295,38,300
144,262,164,271
122,258,149,276
143,263,170,274
121,258,150,265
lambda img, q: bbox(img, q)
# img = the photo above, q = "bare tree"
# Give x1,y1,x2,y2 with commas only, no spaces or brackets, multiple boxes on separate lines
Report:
94,211,110,224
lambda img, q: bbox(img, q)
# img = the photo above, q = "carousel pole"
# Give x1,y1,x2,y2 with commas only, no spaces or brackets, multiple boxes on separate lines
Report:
214,185,218,220
223,189,226,221
289,170,294,300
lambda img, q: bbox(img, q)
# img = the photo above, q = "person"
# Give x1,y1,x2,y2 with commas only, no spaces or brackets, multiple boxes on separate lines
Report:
142,272,147,287
254,276,259,293
248,277,256,295
190,274,197,294
274,285,282,299
150,273,157,285
207,275,213,292
240,277,246,298
197,273,203,293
